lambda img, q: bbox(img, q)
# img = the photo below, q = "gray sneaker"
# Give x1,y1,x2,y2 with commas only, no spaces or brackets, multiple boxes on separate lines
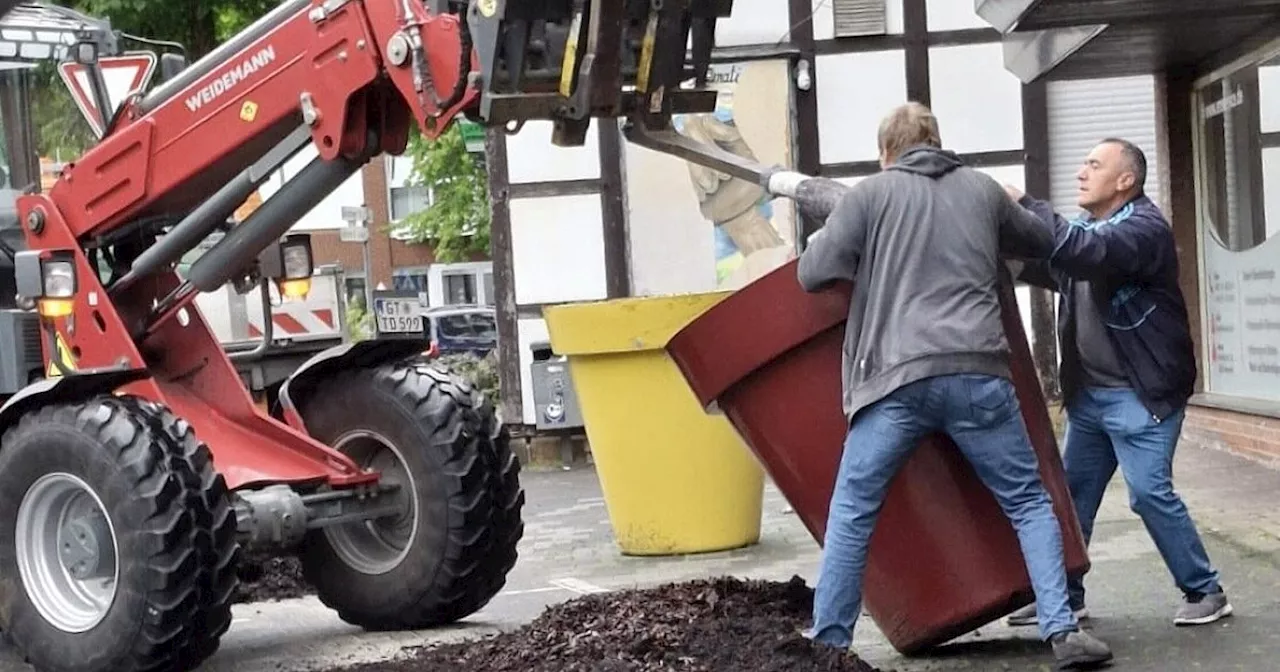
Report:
1051,629,1114,670
1174,590,1233,626
1006,602,1091,627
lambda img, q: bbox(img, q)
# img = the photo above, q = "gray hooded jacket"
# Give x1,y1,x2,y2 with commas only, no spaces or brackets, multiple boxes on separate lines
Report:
797,146,1054,424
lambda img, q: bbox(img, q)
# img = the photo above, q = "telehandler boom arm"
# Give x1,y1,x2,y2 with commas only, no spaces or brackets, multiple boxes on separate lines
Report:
0,6,857,672
6,0,828,493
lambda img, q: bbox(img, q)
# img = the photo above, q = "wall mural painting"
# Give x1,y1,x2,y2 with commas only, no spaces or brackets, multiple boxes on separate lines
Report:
672,60,798,289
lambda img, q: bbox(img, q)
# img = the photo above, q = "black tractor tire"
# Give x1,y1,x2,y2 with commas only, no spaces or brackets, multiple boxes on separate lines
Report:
125,397,241,666
0,396,239,672
296,359,525,630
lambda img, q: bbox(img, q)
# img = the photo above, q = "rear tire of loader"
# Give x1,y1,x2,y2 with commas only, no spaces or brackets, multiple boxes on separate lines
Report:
0,396,239,672
296,359,525,630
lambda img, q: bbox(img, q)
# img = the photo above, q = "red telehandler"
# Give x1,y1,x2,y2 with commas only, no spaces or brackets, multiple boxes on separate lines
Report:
0,1,861,671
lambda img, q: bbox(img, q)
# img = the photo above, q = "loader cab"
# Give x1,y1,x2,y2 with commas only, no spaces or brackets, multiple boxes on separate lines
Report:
0,62,38,311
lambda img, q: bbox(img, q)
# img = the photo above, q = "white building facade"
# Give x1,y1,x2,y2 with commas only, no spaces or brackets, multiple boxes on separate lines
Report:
486,0,1169,427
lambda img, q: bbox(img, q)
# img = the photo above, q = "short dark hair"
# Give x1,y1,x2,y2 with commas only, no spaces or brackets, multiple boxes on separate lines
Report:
1100,137,1147,194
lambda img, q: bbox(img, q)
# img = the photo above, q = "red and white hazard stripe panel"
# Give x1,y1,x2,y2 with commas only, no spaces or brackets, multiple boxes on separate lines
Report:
247,302,336,338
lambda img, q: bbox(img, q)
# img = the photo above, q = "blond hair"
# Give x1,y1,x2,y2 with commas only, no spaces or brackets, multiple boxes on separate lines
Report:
877,102,942,163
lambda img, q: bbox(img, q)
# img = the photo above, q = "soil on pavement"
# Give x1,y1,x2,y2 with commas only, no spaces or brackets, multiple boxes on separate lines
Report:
233,549,313,604
335,575,883,672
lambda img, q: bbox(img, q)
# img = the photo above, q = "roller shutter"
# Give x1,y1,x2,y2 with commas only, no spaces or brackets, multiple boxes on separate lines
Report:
1046,75,1163,220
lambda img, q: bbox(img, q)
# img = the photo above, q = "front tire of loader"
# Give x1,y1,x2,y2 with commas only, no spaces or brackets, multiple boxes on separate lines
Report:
0,396,239,672
296,359,525,630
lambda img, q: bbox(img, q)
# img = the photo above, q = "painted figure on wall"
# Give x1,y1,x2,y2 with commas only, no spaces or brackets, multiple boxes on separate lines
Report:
673,62,796,289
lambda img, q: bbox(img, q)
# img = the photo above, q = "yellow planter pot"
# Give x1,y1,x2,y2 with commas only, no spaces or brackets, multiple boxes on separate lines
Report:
544,292,765,556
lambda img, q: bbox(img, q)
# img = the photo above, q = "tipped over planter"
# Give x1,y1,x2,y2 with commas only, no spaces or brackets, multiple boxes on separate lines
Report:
664,259,1088,654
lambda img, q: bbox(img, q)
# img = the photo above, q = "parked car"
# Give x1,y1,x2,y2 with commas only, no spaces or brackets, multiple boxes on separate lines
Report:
423,305,497,357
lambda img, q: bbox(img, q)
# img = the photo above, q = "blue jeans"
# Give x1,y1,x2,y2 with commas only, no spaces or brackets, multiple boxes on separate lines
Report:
1063,387,1220,608
809,373,1077,646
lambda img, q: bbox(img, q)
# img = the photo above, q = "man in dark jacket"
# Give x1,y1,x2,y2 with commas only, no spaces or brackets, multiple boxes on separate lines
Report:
796,102,1112,669
1002,138,1231,628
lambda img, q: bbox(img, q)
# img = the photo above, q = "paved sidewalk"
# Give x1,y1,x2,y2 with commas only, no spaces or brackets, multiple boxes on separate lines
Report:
855,438,1280,670
477,438,1280,671
4,436,1277,671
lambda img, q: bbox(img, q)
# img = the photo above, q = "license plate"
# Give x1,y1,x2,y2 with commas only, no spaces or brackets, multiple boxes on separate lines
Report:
373,298,423,334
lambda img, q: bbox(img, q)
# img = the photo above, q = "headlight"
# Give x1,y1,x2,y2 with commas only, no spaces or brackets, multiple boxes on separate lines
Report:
43,260,76,298
259,235,314,300
278,235,312,299
282,240,312,280
13,251,79,318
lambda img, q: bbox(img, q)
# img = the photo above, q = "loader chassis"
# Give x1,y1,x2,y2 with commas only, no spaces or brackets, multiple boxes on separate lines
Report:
0,1,743,670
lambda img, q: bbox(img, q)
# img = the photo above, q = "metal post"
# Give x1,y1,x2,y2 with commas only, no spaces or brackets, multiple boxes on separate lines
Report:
361,233,374,311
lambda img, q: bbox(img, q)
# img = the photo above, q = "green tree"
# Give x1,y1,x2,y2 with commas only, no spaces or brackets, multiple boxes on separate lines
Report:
397,124,490,263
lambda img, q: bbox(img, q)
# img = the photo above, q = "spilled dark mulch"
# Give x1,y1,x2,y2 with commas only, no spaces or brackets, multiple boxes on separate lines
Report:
232,549,313,604
338,575,884,672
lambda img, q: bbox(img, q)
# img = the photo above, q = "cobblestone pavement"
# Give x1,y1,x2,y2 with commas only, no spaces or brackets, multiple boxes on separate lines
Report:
3,438,1280,671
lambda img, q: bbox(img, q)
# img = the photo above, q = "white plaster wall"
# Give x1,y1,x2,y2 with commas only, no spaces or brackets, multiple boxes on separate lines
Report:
928,42,1025,153
925,0,991,31
815,49,908,164
713,0,794,46
509,194,607,306
624,141,720,297
505,120,601,184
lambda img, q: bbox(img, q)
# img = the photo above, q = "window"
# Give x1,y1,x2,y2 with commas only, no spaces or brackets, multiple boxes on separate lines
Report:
345,276,367,310
393,267,429,294
437,314,472,338
1195,43,1280,403
1199,59,1279,251
444,273,477,305
469,311,497,338
389,184,432,221
482,271,495,306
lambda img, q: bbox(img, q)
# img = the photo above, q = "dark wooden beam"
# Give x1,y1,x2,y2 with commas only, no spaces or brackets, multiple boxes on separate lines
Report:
508,178,601,199
903,0,931,106
1021,81,1051,198
1020,77,1060,402
597,119,631,299
813,28,1001,56
484,128,524,424
823,149,1027,178
1161,66,1206,392
789,0,822,244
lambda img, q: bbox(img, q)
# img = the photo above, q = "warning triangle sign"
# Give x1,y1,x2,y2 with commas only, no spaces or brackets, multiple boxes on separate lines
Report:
58,52,158,137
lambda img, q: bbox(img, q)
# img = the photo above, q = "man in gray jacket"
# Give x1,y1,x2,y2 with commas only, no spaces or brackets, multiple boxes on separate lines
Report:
797,102,1112,669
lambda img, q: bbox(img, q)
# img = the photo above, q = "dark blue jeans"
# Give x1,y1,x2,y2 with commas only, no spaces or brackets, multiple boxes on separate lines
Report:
1063,387,1220,607
808,373,1076,646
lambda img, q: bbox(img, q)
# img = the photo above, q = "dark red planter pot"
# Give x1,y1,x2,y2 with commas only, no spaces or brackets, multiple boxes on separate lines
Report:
665,259,1089,655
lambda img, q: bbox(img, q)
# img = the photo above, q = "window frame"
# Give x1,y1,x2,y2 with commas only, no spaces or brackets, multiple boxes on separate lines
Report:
1190,34,1280,411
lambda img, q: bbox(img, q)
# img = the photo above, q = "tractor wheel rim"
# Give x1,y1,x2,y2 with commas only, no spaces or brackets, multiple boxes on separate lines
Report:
15,472,119,633
324,430,418,575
